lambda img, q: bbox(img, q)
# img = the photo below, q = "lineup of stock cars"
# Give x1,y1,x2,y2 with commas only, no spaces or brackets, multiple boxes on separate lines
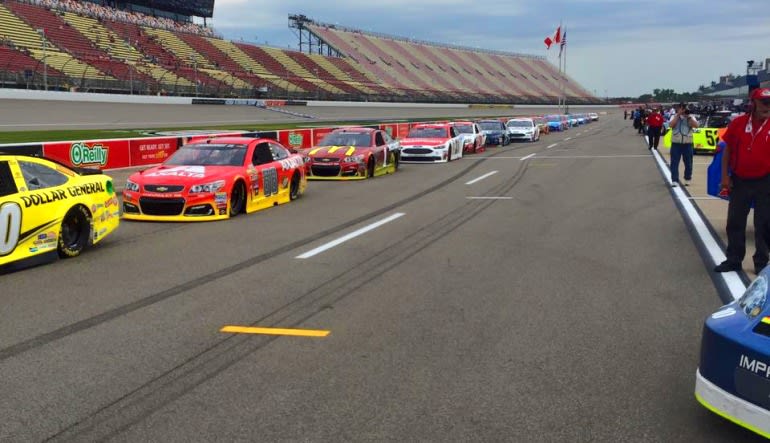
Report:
2,109,769,439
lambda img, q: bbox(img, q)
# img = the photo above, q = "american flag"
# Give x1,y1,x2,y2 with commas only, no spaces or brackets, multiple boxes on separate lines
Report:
559,30,567,56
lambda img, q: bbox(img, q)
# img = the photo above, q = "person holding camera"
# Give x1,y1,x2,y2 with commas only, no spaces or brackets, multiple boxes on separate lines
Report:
668,103,698,186
714,88,770,273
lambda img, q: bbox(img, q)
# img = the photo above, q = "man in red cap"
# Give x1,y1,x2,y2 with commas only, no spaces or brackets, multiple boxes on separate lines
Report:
714,88,770,273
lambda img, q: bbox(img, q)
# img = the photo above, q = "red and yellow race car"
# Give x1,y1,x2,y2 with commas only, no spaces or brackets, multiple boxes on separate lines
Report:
122,137,307,221
300,127,399,180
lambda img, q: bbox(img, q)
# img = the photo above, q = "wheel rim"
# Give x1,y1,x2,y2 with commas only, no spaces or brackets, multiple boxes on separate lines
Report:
61,215,82,248
290,174,299,199
230,184,244,214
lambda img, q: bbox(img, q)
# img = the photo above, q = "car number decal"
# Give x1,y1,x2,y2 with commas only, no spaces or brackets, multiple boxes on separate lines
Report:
263,167,278,197
0,202,22,256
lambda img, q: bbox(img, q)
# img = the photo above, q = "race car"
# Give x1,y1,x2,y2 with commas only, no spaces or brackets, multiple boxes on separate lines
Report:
122,137,306,221
696,269,770,439
507,118,541,142
663,124,728,154
452,121,486,153
300,127,399,180
476,119,510,146
400,123,464,163
0,154,119,271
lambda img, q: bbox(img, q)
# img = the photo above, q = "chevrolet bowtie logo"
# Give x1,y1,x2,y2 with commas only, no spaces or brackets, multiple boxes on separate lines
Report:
156,186,169,192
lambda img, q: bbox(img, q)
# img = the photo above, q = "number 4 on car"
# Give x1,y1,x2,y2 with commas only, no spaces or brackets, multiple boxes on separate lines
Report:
0,154,119,272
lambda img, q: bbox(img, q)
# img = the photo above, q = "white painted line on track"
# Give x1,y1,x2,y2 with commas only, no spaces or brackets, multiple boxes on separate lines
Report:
547,143,558,149
520,153,536,161
649,144,745,299
487,155,649,160
296,213,405,259
564,137,572,141
465,170,498,185
466,197,513,200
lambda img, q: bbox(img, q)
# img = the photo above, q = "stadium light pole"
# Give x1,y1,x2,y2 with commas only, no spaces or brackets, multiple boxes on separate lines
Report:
36,28,47,91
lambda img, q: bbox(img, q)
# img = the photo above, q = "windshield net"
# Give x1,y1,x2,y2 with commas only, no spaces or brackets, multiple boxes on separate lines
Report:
318,132,372,147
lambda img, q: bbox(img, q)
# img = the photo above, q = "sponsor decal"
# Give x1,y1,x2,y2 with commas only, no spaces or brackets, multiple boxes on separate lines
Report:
219,209,227,215
281,177,289,189
215,192,228,208
19,182,106,207
70,142,108,167
288,132,304,147
145,166,205,178
279,157,304,170
105,196,119,207
739,354,770,379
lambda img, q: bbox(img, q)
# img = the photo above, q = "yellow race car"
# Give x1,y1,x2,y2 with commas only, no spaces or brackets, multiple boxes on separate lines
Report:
0,154,119,271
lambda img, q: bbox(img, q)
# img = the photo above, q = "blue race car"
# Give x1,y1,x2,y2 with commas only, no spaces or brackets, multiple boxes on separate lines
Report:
696,269,770,439
476,119,509,146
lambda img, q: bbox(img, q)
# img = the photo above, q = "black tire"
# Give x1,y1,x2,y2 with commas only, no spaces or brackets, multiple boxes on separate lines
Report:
367,157,375,178
289,172,300,200
57,205,90,258
447,146,453,162
230,181,245,216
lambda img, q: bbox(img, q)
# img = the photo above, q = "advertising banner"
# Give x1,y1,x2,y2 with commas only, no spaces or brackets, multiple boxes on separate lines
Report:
311,127,334,146
379,124,398,139
397,123,411,139
129,137,178,166
278,129,313,150
43,140,130,170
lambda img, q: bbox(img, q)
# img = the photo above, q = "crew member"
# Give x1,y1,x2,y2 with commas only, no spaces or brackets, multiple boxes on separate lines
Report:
646,108,664,150
669,103,698,186
714,88,770,273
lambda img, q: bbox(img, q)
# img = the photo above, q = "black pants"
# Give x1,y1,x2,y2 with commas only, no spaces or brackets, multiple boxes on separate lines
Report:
647,126,662,148
724,175,770,267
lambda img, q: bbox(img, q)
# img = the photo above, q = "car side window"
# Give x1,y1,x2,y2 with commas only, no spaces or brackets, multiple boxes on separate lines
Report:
269,143,289,160
252,142,274,166
383,132,393,143
449,127,457,138
375,132,385,146
0,161,19,197
18,161,68,190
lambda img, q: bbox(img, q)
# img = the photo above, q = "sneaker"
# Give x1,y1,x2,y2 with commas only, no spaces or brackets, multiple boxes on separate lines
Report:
684,179,691,186
671,182,678,187
714,260,741,272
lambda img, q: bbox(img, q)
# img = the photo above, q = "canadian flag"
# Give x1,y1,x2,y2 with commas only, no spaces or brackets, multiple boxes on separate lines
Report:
544,26,561,49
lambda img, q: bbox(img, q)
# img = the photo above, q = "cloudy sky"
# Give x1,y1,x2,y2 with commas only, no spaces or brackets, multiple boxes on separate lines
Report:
207,0,770,98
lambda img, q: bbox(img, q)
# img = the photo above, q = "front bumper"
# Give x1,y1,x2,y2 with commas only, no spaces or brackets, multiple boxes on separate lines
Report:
508,132,534,141
696,369,770,438
122,191,230,221
400,146,448,163
306,161,367,180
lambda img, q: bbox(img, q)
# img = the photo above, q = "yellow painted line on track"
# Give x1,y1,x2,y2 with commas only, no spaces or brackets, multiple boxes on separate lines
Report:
220,326,330,337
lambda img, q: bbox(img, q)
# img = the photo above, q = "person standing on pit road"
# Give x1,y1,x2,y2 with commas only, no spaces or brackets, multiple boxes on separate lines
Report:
668,103,699,186
646,108,665,150
714,88,770,273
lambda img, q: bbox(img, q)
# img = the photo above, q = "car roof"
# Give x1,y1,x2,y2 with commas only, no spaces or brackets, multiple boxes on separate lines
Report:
331,127,376,134
452,121,473,124
190,136,271,146
413,123,448,128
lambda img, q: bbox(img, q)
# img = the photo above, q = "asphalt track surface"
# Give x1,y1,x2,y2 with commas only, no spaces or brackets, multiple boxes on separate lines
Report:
0,99,546,131
0,113,764,442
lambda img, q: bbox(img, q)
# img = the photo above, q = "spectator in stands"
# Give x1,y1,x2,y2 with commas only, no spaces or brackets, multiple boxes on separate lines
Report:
646,108,664,150
669,103,698,187
714,88,770,273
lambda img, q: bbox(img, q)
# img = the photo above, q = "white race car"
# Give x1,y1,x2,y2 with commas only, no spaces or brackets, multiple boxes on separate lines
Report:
506,118,540,142
400,123,464,163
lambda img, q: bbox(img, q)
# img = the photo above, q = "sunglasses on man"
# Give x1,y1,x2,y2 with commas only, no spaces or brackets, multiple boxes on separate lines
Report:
758,98,770,106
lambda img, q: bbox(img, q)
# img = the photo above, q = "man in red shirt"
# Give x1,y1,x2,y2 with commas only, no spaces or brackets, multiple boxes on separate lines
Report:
646,108,665,150
714,88,770,273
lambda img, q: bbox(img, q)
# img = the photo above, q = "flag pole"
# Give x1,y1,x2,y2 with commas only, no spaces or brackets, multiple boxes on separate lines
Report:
561,25,567,114
558,20,563,112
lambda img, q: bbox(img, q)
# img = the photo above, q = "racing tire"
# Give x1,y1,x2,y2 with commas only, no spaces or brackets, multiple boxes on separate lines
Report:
366,157,375,178
57,205,90,258
289,172,300,200
473,141,478,153
230,181,246,217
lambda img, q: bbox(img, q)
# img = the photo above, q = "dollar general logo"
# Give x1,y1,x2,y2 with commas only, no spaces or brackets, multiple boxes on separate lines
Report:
288,132,304,147
70,142,108,166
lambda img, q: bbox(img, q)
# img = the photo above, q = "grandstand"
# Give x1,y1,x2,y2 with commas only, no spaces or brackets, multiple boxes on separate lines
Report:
0,1,598,104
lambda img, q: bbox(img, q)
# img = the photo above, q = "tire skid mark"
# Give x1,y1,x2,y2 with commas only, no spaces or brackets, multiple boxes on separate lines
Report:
46,155,532,443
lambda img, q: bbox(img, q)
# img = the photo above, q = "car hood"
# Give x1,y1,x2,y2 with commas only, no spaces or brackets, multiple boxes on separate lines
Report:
401,137,448,146
303,145,365,158
508,127,534,132
132,165,236,184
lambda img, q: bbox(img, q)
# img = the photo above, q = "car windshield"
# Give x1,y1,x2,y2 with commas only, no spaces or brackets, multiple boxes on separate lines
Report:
454,124,473,134
408,128,447,138
165,144,247,166
318,132,372,147
707,116,731,128
507,121,532,128
478,122,502,130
